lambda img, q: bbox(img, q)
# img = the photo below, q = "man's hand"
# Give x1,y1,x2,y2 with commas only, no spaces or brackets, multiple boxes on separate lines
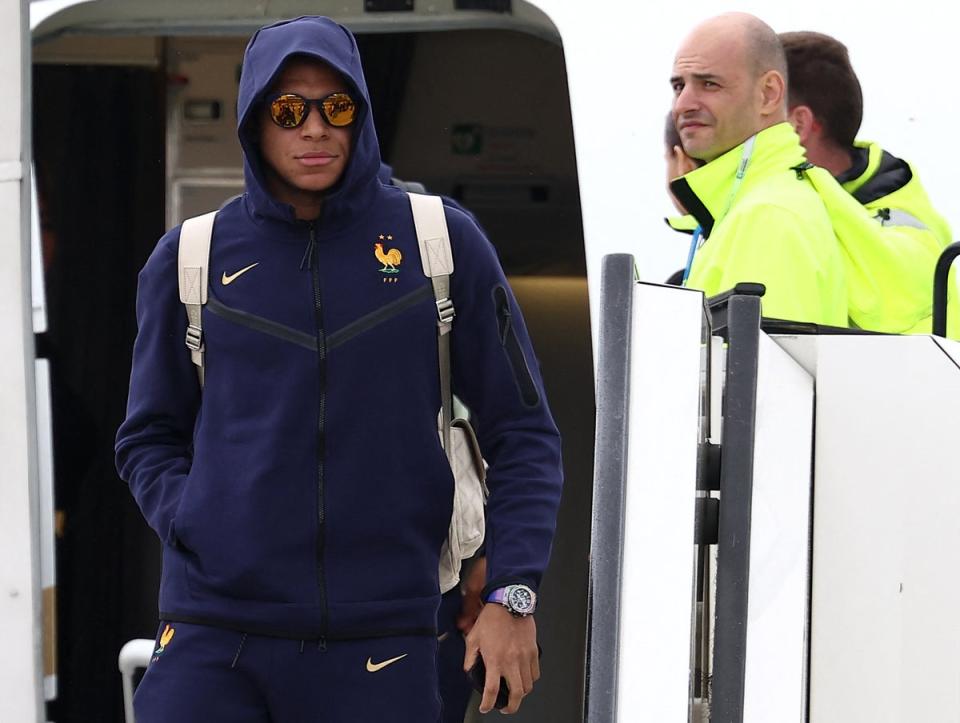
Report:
463,603,540,714
456,556,487,635
670,144,699,179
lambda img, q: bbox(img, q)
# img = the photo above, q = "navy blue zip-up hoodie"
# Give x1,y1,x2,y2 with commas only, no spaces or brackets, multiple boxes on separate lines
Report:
116,16,563,640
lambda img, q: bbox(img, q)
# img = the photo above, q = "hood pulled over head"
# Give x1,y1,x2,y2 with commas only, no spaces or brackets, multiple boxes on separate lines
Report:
237,16,381,225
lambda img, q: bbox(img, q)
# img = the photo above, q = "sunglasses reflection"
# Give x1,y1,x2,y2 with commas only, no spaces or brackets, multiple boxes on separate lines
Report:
270,93,356,129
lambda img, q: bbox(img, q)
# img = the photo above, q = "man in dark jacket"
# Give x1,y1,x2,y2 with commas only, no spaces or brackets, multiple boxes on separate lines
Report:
116,16,562,721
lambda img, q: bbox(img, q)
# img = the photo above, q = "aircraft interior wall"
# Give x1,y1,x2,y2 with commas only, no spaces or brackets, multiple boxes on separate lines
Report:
33,24,592,723
32,58,167,722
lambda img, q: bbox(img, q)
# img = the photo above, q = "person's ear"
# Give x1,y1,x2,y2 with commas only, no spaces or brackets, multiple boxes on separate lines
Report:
758,70,786,118
788,105,817,145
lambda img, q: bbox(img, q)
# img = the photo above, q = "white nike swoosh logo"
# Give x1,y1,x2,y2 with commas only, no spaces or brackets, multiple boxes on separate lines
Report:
366,653,408,672
221,263,259,285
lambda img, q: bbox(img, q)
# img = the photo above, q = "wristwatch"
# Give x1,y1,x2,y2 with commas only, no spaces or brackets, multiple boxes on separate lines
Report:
486,584,537,617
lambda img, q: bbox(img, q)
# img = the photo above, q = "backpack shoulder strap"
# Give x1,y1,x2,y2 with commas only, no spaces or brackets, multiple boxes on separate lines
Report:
409,191,455,315
408,192,456,454
177,210,217,387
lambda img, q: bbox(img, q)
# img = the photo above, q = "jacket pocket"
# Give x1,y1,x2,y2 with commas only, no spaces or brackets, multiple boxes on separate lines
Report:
167,471,197,550
493,285,540,408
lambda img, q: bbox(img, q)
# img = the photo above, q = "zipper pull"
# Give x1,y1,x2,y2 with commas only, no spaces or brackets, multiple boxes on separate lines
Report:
499,302,513,345
300,224,317,270
791,161,813,180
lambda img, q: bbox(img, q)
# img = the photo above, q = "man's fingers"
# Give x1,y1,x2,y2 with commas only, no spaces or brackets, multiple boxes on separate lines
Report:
479,663,501,714
463,640,479,673
520,662,534,698
502,669,525,714
673,144,697,175
531,646,541,682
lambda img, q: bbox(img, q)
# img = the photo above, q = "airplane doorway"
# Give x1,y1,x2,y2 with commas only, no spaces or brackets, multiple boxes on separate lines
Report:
33,61,167,722
34,21,592,723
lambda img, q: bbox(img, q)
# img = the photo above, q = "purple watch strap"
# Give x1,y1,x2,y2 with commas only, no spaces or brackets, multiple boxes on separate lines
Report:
486,587,508,604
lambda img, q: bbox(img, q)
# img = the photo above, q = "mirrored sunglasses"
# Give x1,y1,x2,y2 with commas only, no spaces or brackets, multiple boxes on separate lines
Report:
268,92,357,129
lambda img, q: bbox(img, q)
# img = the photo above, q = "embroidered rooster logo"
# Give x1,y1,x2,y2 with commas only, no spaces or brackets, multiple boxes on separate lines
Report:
375,235,402,274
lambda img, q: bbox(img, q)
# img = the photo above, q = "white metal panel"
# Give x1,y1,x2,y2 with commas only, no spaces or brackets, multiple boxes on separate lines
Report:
708,335,724,444
771,334,819,379
30,173,46,333
617,282,705,721
0,1,43,720
742,334,813,723
933,335,960,367
806,335,960,722
34,360,56,701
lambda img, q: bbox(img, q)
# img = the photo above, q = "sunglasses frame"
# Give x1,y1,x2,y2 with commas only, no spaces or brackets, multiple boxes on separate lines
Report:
266,91,358,129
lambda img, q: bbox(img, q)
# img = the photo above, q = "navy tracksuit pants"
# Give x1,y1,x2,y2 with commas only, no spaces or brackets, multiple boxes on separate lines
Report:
134,591,474,722
134,622,442,723
435,590,474,723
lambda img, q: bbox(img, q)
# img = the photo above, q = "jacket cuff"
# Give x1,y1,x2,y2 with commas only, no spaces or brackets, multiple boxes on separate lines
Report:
481,576,537,601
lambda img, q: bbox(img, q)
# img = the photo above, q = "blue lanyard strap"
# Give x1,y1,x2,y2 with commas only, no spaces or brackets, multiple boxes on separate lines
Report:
681,226,703,286
679,135,756,287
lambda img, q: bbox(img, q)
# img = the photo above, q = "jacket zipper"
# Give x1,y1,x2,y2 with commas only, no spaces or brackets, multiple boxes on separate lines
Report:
306,220,329,635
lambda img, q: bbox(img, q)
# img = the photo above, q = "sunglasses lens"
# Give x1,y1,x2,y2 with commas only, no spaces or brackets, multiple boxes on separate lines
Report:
321,93,357,127
271,95,307,128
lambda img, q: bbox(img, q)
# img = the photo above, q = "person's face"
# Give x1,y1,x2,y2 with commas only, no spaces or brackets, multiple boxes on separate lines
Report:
259,59,354,203
670,34,762,162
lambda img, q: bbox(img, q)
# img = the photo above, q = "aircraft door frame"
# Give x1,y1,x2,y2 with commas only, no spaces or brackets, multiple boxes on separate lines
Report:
0,0,45,720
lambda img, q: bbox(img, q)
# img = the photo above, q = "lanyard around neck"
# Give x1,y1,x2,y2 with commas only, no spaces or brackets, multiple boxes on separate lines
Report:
681,134,757,287
723,134,756,217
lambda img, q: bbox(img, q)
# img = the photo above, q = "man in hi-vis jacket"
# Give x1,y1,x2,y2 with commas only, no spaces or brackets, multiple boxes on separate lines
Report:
669,12,848,325
781,30,954,335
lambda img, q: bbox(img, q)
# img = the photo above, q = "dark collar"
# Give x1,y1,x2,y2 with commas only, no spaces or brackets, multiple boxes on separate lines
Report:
834,145,870,185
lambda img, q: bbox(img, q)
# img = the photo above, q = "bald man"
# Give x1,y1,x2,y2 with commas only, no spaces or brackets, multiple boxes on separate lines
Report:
669,13,847,325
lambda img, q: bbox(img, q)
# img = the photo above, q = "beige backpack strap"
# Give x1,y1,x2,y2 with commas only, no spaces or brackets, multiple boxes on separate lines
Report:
177,211,216,387
408,192,455,455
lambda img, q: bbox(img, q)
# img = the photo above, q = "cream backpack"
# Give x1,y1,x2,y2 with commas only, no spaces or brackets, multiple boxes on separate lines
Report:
177,192,487,594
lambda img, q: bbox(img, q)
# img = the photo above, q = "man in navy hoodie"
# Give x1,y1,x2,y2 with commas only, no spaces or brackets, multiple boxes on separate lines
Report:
116,16,562,721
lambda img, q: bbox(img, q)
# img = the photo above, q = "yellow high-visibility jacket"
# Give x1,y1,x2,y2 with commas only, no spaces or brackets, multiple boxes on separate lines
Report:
670,123,848,326
805,140,953,335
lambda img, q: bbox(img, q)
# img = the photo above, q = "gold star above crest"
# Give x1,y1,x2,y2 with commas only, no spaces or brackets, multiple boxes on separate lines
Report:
378,234,385,240
387,235,393,241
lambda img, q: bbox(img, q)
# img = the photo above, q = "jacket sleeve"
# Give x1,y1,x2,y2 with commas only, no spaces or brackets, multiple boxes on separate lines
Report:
705,203,849,326
444,210,564,596
841,216,942,333
115,230,201,544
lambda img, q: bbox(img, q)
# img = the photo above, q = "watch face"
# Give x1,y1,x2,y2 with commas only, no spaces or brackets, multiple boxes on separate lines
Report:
507,585,536,614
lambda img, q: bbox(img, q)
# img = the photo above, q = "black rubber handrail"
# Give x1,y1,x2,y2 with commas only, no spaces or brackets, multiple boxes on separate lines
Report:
933,241,960,337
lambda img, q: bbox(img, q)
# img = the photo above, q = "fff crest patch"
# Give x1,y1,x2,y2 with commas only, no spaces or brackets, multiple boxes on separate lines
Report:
375,234,402,283
151,624,175,662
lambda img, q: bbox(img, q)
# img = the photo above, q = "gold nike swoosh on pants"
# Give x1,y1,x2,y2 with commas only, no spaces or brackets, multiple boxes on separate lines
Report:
365,653,408,672
221,263,260,285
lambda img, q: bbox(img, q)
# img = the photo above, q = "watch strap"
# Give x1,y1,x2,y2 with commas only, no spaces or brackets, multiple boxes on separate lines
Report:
486,587,508,605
